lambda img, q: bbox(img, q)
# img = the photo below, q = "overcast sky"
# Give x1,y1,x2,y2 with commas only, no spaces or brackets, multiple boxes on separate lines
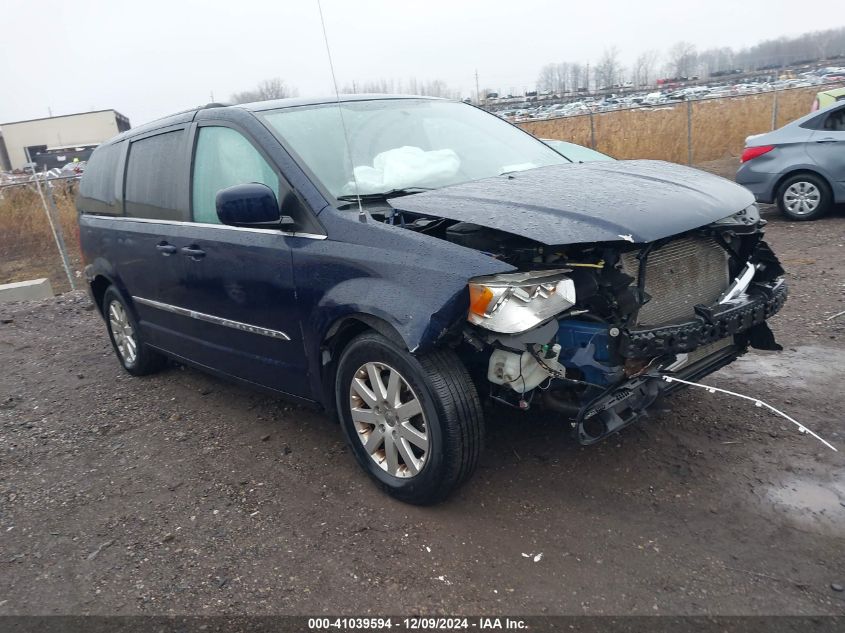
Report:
0,0,840,126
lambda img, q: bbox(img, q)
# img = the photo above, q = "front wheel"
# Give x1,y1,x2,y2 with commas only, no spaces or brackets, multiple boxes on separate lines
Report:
776,173,832,221
336,332,484,505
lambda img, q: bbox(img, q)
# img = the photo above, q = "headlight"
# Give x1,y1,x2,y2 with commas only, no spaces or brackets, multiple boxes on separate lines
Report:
715,203,760,226
467,269,576,334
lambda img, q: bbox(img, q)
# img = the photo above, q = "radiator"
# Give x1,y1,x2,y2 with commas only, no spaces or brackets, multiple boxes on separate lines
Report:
620,236,730,327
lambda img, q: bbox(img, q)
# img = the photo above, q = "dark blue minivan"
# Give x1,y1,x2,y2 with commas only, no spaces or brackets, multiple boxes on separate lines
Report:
78,95,787,504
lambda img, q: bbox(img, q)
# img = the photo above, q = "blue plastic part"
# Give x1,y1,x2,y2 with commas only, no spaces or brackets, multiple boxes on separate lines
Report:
556,319,620,386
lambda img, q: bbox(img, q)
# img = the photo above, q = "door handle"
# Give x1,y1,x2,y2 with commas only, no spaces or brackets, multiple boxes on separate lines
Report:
180,245,206,259
816,138,838,143
156,242,177,255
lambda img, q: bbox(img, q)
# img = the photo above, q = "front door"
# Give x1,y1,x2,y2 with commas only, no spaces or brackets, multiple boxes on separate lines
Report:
147,124,311,397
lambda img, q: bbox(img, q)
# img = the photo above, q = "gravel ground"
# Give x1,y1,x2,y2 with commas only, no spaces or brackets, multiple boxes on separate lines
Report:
1,183,844,616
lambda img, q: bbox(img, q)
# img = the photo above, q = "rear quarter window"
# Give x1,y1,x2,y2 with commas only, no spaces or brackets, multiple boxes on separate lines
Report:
78,142,123,215
124,130,186,220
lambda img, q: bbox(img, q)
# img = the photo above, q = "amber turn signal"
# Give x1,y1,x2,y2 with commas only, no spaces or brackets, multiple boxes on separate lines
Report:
468,285,494,316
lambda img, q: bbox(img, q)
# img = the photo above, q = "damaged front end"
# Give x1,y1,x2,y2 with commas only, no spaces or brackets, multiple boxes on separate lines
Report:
457,205,787,444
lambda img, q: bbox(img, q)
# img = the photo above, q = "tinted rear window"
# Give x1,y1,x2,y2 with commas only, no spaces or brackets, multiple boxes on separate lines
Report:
78,142,123,215
124,130,186,220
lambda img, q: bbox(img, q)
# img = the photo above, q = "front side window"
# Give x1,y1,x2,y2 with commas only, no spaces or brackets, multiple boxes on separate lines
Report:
192,126,279,224
261,99,568,199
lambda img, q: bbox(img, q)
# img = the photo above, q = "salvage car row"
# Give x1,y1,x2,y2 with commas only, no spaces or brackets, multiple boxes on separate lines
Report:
495,73,844,123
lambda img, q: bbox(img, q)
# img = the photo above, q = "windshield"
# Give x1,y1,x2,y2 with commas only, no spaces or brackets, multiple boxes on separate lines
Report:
261,99,569,199
543,140,614,163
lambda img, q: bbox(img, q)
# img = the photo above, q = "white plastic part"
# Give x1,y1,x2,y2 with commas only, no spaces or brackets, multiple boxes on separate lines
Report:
488,345,564,394
661,375,837,452
719,262,757,304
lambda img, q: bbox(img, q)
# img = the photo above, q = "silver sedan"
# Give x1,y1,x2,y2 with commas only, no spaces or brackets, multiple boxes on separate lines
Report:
736,101,845,220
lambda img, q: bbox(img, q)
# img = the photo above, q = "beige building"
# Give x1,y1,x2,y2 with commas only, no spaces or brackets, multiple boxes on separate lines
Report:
0,109,130,171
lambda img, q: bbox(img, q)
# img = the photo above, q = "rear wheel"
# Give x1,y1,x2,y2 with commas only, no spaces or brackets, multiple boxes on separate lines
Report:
776,173,832,221
336,332,484,505
103,287,166,376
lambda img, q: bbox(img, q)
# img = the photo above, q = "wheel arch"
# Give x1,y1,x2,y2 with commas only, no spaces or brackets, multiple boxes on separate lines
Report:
90,274,146,327
90,274,113,316
773,168,833,201
319,314,410,419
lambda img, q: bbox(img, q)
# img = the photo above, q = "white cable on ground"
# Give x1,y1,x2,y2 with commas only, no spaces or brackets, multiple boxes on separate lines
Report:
660,375,838,452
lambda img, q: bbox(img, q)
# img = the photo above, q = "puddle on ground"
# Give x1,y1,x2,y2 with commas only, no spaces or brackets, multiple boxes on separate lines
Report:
715,346,845,534
767,477,845,535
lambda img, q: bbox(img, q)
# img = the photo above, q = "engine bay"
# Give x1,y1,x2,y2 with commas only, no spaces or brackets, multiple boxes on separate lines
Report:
372,204,787,445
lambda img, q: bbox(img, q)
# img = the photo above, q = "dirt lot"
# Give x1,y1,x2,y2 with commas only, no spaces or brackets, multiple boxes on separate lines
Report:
1,166,844,616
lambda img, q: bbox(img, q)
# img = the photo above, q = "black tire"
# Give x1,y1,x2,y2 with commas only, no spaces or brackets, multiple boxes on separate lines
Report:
776,173,832,221
103,287,166,376
335,332,484,505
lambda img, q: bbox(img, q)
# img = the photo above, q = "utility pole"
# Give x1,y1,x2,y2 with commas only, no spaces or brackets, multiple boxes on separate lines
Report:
687,99,693,166
475,69,480,105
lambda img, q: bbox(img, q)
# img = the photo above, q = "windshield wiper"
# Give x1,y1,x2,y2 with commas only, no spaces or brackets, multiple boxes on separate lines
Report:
337,187,433,202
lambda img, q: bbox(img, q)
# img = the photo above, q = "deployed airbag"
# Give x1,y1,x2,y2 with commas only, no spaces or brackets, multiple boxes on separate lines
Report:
351,146,460,194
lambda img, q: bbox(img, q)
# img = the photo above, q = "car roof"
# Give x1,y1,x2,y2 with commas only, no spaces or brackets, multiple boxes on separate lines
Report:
102,95,446,146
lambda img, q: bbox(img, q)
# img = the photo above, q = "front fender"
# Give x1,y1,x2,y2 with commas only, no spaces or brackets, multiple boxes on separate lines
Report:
293,210,514,406
315,276,470,353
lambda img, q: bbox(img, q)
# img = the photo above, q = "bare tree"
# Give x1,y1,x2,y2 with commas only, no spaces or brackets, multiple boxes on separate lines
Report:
230,78,298,104
569,63,588,92
338,77,459,99
595,47,623,89
537,63,558,93
697,47,736,77
667,41,698,78
530,27,845,97
729,26,845,70
345,78,394,94
537,62,570,94
632,50,660,87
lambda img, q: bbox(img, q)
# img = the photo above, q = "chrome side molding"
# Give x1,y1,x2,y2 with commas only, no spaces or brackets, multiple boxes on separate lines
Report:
132,296,291,341
82,214,326,240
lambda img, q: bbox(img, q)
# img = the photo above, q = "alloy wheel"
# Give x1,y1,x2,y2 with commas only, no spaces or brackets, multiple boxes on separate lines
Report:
108,301,137,365
348,362,429,478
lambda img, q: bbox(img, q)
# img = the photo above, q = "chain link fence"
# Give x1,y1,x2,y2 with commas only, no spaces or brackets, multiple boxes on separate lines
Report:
0,175,81,294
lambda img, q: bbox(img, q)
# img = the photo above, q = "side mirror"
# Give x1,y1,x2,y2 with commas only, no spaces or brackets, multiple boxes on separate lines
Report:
215,183,295,228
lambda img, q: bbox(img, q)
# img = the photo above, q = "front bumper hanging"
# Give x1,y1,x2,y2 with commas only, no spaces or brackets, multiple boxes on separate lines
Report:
618,279,787,359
